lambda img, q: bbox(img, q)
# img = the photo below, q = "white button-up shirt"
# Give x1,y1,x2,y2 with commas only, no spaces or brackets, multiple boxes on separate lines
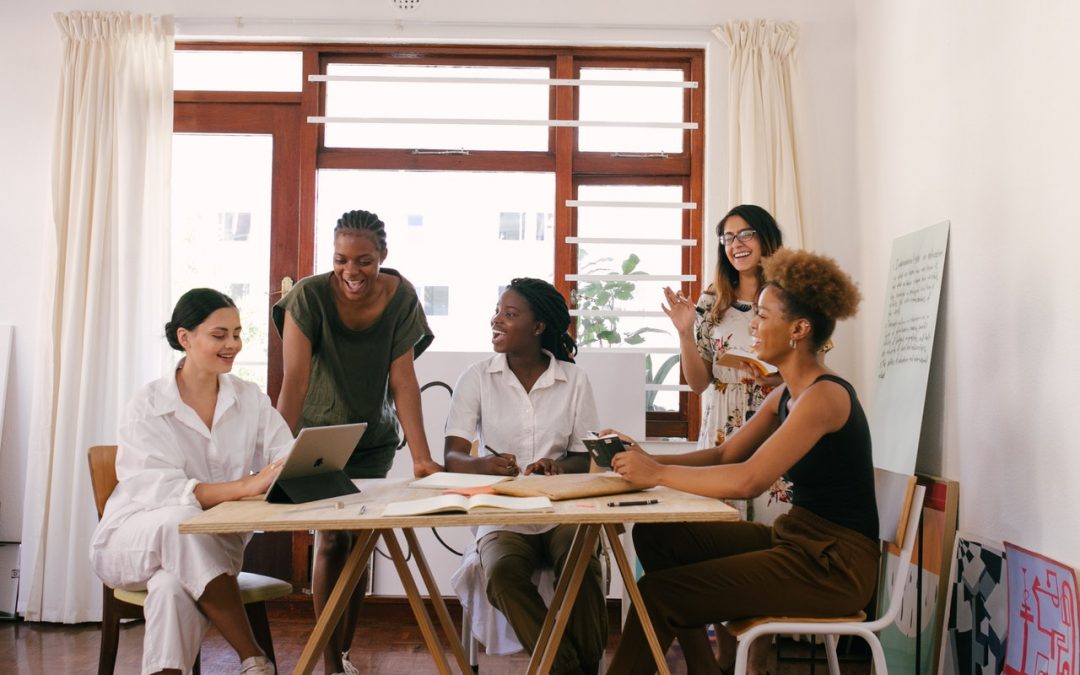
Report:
444,351,599,538
91,368,295,550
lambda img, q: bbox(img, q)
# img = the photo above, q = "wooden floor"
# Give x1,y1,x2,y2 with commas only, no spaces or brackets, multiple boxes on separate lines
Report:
0,599,869,674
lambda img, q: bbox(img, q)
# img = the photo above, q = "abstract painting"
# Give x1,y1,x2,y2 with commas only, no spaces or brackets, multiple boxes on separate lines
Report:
939,533,1009,675
1003,542,1078,675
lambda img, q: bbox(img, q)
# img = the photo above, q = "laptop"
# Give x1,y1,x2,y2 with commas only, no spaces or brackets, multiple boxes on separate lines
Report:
264,422,367,504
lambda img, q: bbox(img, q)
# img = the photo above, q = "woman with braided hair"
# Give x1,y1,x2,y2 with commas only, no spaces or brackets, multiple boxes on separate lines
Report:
444,277,607,675
273,209,440,675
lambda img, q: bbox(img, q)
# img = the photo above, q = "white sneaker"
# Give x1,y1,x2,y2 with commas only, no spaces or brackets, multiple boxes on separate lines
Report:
341,651,360,675
239,655,275,675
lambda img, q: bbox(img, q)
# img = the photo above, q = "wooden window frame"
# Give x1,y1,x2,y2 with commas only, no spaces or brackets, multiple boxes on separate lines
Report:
177,41,704,440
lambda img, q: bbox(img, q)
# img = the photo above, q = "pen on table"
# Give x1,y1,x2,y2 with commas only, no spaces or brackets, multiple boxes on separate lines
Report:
607,499,660,507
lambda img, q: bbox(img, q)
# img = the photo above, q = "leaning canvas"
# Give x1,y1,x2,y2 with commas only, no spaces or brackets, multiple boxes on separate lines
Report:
879,474,959,675
1002,542,1078,675
938,532,1009,675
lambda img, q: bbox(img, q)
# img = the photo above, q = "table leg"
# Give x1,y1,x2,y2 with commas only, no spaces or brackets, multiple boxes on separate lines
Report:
381,529,454,675
401,528,473,674
603,523,671,675
294,529,379,675
527,523,590,675
526,524,600,675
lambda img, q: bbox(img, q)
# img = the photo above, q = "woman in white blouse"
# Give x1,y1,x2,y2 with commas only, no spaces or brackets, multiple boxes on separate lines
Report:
444,278,606,675
90,288,294,675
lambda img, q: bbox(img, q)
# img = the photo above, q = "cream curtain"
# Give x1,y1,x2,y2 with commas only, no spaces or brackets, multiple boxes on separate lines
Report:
714,20,806,247
19,11,173,623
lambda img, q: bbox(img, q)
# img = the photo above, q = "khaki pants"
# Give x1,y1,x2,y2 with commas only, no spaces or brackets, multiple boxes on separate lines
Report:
478,525,608,675
607,507,880,675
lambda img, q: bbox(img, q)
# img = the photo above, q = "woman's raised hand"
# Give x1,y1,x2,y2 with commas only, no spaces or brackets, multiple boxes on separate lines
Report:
661,286,697,337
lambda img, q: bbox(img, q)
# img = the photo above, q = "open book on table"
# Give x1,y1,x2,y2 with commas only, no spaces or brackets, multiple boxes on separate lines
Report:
382,493,553,517
716,348,778,377
408,471,513,490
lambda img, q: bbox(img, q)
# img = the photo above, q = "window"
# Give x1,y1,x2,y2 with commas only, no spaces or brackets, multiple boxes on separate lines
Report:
219,212,252,241
499,212,525,240
422,286,450,316
174,43,704,439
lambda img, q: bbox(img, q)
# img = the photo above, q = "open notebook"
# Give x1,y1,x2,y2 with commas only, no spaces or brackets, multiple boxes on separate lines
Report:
408,472,514,490
382,494,553,517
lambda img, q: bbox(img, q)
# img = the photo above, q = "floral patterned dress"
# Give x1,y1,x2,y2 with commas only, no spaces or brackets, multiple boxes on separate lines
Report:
694,291,772,448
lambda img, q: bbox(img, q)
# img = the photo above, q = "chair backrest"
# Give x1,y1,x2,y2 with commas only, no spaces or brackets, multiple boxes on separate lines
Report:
87,445,120,519
874,468,916,546
869,467,926,630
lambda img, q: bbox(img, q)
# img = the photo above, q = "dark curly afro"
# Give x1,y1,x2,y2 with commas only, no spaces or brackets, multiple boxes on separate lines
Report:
762,248,861,348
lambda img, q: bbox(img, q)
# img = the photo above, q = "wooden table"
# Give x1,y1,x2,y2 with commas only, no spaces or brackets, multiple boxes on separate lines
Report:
180,478,738,675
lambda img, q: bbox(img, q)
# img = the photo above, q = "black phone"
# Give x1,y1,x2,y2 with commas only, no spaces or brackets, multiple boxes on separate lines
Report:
582,435,626,469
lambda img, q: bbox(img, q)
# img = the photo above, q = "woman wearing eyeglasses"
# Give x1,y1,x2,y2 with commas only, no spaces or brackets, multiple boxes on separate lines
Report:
662,204,784,455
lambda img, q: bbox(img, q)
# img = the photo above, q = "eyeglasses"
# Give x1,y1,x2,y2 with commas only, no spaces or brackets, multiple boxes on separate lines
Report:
719,229,758,246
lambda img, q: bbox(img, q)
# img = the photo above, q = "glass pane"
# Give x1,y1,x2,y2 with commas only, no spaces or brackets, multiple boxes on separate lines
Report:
172,134,272,389
578,68,685,153
174,51,302,92
323,64,550,151
316,170,555,350
574,183,686,346
574,184,688,414
646,352,683,413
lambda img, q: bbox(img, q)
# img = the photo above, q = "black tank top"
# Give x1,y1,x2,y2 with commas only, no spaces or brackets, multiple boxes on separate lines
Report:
778,374,878,541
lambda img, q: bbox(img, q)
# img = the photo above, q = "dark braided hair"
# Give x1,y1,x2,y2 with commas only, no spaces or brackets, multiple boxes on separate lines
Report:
335,209,387,251
507,278,577,363
164,288,236,352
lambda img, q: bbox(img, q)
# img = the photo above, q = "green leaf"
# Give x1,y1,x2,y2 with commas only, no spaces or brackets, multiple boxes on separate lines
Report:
621,254,641,274
654,354,681,384
598,330,621,344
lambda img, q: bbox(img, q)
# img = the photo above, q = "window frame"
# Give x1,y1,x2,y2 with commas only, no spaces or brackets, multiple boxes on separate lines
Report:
176,41,705,440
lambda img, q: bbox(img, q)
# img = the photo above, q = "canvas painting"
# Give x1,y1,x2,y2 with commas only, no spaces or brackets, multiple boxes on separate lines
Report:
879,475,959,675
939,533,1009,675
1002,542,1078,675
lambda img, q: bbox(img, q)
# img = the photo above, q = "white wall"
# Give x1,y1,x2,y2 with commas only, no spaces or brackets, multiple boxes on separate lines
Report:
854,0,1080,563
0,0,859,541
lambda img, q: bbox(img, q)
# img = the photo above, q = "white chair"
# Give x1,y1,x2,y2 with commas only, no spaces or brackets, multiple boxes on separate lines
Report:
455,529,610,671
726,468,926,675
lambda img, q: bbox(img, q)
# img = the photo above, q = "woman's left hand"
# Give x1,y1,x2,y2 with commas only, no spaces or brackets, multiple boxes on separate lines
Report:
611,449,661,487
412,458,443,478
524,457,563,476
246,460,284,495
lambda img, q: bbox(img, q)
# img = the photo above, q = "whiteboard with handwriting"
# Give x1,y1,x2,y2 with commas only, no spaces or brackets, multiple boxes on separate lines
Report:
871,221,950,474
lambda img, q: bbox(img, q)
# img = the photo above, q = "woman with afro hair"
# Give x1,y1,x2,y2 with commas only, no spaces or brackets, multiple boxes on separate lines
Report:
605,250,878,675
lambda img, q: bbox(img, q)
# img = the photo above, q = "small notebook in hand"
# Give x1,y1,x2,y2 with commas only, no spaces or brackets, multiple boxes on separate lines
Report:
582,434,626,469
716,348,778,377
382,494,553,517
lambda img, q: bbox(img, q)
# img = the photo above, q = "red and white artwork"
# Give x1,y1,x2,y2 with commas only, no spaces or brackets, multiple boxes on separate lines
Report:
1004,542,1078,675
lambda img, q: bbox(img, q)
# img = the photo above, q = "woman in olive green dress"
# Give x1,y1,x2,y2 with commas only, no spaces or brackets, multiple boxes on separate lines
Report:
274,209,440,675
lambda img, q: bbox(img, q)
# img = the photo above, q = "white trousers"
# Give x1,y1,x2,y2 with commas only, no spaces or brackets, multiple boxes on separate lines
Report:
91,505,248,675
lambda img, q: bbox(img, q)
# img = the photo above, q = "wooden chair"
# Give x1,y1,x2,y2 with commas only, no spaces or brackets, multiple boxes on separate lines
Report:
88,445,292,675
725,468,927,675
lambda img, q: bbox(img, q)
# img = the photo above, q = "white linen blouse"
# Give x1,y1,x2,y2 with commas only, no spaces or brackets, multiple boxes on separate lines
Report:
91,367,295,549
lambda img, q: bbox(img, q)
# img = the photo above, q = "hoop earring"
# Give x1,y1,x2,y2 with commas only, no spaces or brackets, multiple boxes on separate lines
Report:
789,338,798,350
